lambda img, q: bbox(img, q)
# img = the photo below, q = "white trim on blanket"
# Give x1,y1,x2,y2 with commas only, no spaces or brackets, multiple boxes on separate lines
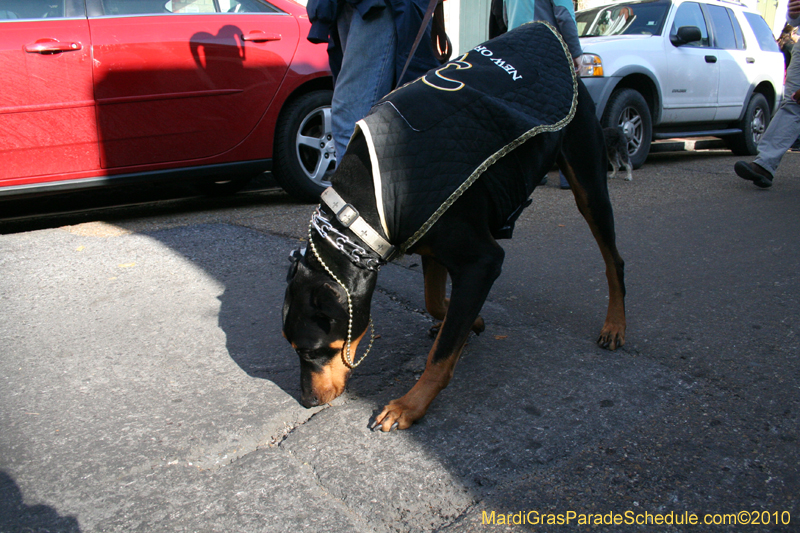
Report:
354,119,391,240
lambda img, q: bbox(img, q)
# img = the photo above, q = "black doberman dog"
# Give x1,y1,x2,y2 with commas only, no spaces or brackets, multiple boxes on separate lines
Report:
282,79,625,432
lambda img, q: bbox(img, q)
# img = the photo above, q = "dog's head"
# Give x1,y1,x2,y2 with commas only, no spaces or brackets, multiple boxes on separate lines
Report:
282,246,375,407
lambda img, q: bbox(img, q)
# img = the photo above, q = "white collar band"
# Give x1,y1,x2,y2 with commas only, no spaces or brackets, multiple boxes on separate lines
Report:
320,187,396,261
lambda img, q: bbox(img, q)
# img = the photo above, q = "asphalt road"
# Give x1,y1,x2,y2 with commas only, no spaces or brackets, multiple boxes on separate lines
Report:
1,149,798,532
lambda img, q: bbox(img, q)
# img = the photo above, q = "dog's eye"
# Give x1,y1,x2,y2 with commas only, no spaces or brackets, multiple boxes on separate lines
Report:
312,313,333,333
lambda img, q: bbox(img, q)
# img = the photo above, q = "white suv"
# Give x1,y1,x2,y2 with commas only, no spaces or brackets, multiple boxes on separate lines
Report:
576,0,785,168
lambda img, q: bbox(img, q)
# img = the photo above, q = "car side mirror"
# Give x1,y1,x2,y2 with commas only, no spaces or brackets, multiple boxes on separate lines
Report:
670,25,703,46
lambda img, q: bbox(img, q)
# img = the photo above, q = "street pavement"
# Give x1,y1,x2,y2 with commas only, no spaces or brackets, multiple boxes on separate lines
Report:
1,149,798,532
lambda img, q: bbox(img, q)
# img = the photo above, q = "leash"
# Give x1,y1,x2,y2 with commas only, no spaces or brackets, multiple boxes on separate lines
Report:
396,0,441,88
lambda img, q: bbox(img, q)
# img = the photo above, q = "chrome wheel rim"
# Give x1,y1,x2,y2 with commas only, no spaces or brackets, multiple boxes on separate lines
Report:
295,105,336,187
619,106,643,157
751,106,766,146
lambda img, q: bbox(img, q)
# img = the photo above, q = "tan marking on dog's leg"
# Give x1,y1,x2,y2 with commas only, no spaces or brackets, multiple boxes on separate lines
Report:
560,159,626,350
373,330,467,431
308,328,367,405
422,255,485,335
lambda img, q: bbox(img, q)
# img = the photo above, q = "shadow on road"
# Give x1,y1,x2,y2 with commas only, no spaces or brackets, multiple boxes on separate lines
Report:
0,471,81,533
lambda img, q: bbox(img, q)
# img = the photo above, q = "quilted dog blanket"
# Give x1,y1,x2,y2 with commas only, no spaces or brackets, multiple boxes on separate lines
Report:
353,21,578,254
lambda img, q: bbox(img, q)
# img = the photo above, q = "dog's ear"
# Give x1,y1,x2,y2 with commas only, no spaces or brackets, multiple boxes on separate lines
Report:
312,282,349,322
286,247,307,282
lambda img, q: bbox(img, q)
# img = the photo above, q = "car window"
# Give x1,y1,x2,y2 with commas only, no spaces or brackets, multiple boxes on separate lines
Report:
99,0,278,15
669,2,710,47
219,0,278,12
577,1,669,36
705,4,737,49
100,0,176,14
0,0,65,19
743,11,781,52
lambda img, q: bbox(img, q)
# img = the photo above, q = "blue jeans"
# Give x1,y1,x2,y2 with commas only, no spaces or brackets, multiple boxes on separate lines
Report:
754,44,800,177
332,4,397,159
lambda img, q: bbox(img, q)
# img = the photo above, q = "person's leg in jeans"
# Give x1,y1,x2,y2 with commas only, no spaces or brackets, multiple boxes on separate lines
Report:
332,4,397,158
752,44,800,177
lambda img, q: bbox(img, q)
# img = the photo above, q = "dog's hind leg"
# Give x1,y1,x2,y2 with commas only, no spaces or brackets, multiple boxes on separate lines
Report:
559,83,626,349
608,156,619,179
622,157,633,181
423,256,485,336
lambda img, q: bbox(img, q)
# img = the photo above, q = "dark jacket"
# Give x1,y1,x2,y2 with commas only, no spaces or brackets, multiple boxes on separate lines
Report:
306,0,440,85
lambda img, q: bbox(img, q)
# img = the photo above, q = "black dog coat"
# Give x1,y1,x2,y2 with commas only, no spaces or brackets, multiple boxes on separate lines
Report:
353,21,578,254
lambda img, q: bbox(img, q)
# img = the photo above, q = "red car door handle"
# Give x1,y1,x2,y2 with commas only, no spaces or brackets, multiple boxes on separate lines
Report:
25,40,82,54
242,31,281,43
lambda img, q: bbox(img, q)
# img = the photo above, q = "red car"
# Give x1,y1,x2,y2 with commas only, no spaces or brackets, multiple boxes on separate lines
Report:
0,0,335,202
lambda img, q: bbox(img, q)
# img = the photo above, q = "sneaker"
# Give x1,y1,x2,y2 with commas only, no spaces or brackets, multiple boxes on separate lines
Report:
734,161,773,188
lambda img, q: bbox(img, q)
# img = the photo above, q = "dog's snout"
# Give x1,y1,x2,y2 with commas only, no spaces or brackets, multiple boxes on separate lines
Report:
300,392,320,408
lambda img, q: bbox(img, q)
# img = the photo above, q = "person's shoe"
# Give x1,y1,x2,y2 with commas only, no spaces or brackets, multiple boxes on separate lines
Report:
734,161,773,188
558,171,570,189
539,176,548,186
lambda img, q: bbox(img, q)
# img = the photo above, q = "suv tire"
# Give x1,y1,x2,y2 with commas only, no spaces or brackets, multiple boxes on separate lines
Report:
726,93,769,156
602,88,652,169
273,90,335,202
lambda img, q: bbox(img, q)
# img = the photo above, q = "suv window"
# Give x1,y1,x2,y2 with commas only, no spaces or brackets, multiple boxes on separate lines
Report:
730,8,746,49
669,2,710,47
705,4,738,49
0,0,65,19
99,0,277,15
743,11,781,52
576,1,669,36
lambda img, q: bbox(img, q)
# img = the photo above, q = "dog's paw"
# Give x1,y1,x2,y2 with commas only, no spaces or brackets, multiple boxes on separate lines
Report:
597,326,625,351
370,399,426,432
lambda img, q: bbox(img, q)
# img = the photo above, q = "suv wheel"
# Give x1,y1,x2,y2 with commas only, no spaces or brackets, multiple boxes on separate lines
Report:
602,88,652,169
273,90,335,202
726,93,769,156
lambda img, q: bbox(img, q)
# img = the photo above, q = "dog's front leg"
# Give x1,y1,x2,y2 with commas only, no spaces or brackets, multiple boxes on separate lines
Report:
423,256,485,336
373,248,504,431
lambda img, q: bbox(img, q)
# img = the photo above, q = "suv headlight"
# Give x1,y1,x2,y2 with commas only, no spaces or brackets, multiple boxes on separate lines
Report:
577,54,603,77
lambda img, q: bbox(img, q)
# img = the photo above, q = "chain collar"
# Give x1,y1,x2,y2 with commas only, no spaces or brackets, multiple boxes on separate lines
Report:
312,206,385,272
307,215,376,369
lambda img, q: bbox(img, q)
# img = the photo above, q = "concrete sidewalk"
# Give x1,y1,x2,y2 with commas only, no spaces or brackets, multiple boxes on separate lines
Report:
2,223,668,531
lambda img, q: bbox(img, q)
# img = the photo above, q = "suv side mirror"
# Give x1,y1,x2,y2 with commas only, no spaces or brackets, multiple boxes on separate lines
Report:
670,25,703,46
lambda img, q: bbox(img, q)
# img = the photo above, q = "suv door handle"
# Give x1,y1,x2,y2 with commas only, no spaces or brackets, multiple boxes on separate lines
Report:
705,55,717,63
25,39,82,54
242,31,281,43
746,57,755,63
